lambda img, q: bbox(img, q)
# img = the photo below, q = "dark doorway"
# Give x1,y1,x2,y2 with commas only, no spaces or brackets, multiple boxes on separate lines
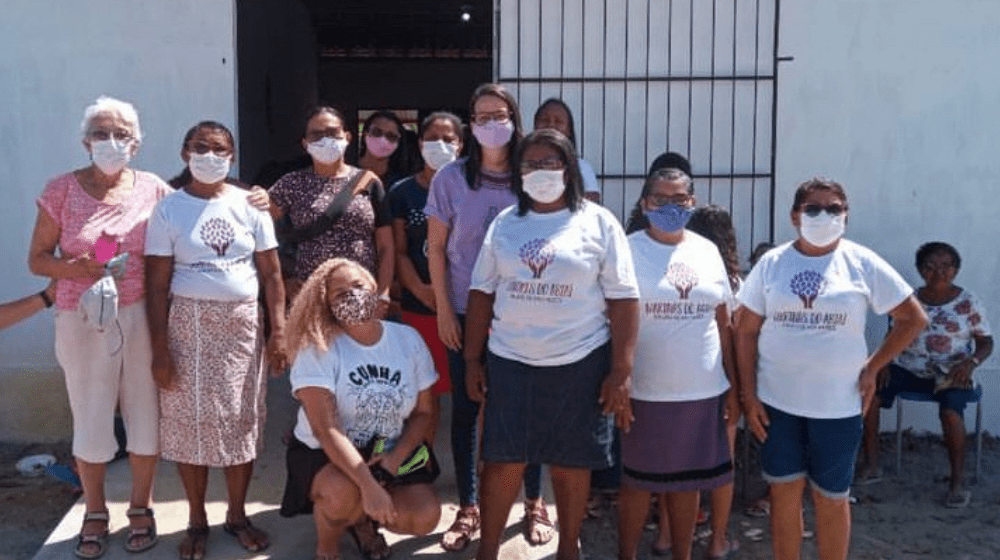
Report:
237,0,493,184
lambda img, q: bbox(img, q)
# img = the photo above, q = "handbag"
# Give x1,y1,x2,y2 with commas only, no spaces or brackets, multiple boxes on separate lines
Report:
282,169,377,244
78,274,118,331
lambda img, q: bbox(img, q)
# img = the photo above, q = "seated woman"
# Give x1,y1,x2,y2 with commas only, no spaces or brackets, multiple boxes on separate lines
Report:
280,258,441,560
860,242,992,508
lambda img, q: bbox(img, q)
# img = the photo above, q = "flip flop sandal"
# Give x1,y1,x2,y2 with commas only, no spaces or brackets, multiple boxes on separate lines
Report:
651,542,672,557
704,539,740,560
74,511,110,559
440,506,480,552
348,517,391,560
179,526,209,560
524,501,555,546
124,507,158,553
945,489,971,508
222,518,270,552
744,498,770,518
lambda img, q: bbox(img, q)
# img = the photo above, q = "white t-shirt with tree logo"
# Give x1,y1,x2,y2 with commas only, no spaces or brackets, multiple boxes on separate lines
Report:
470,201,639,367
145,186,277,301
290,322,437,451
737,239,912,418
629,230,733,402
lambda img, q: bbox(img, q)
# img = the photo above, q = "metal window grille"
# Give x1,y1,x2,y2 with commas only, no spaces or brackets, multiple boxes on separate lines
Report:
496,0,781,255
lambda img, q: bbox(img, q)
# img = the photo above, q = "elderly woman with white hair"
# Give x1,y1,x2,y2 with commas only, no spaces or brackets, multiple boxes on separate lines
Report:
28,96,172,558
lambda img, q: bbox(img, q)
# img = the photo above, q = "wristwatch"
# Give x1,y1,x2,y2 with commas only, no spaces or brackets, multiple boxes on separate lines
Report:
378,293,391,303
969,356,982,366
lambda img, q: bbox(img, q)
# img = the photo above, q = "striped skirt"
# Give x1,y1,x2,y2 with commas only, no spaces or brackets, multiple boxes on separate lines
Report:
159,296,266,467
621,396,733,493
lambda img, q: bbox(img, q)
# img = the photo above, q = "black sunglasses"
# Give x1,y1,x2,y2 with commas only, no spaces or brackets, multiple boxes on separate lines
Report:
802,203,847,217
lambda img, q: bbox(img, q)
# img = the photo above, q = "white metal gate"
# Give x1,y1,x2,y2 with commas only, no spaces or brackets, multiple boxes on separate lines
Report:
495,0,780,255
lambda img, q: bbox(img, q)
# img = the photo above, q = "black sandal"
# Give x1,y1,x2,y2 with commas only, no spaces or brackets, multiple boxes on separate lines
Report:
124,507,158,553
178,526,209,560
74,511,109,559
348,517,390,560
222,518,269,552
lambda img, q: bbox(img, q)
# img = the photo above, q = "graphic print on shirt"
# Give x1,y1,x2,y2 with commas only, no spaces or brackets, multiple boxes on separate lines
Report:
519,238,556,278
200,217,236,257
665,262,698,299
771,269,847,331
346,363,407,447
407,208,426,229
789,270,825,308
506,237,573,303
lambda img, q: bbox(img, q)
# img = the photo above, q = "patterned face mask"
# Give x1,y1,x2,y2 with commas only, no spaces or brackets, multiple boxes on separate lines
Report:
330,287,378,326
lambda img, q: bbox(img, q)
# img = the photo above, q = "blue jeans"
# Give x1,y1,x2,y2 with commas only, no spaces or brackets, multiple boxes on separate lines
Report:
591,428,621,490
448,315,543,505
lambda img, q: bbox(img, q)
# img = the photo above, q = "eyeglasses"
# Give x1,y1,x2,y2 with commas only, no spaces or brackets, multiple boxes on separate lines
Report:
801,203,847,217
519,156,564,174
919,262,956,273
305,128,346,142
472,111,511,126
646,193,692,208
367,126,401,143
187,142,233,157
88,129,134,142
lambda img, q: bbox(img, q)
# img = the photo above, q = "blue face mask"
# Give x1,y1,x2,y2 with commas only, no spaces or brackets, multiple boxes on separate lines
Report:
645,203,693,232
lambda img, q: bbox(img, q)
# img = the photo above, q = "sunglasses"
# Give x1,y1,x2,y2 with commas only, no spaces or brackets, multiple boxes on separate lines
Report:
367,127,401,143
802,203,847,217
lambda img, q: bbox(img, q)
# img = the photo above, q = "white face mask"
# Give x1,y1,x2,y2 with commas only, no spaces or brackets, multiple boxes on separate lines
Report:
420,140,458,170
306,137,348,164
800,212,845,248
90,139,132,175
522,169,566,204
188,152,231,185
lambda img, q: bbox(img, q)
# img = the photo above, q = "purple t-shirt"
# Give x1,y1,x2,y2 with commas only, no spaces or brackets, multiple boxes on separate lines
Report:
423,158,516,314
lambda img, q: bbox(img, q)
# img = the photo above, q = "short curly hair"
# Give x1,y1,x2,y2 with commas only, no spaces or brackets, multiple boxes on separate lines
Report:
915,241,961,271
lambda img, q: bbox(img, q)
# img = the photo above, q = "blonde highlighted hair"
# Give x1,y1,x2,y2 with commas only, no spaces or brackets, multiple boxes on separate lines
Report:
286,258,377,361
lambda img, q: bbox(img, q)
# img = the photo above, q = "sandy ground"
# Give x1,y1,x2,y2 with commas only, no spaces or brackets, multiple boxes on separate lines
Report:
5,400,1000,560
0,442,78,560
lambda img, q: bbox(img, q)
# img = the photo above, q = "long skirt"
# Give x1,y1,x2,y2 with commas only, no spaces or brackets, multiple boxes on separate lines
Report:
159,296,266,467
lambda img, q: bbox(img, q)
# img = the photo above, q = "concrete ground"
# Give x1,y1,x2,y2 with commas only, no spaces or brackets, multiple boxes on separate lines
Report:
32,376,562,560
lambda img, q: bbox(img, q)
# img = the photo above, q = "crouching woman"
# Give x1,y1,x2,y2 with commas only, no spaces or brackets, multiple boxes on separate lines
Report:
280,257,441,560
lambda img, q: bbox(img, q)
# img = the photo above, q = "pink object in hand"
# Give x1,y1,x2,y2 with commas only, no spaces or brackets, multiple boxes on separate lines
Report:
92,233,119,263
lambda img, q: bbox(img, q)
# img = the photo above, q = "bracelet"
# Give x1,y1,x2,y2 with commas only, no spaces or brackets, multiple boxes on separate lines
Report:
38,290,53,308
970,356,982,366
378,293,391,303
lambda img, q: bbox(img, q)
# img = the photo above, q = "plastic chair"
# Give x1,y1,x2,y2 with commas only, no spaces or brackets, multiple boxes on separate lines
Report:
894,384,983,483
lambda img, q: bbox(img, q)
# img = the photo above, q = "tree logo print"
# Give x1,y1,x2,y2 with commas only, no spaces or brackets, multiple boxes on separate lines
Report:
665,262,698,299
519,238,556,279
199,217,236,257
789,270,825,309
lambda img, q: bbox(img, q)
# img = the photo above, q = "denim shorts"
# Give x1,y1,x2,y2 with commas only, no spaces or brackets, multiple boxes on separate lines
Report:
760,404,862,499
482,343,613,470
878,363,981,415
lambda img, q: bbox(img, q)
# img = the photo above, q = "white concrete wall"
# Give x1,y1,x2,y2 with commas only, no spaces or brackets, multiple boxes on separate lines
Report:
0,0,236,441
775,0,1000,434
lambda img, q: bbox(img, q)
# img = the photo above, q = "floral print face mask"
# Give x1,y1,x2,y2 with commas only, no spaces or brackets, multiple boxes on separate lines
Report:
330,287,378,326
